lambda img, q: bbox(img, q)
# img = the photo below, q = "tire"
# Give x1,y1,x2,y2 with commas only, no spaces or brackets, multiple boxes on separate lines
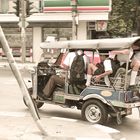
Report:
81,99,108,124
122,114,127,118
23,87,44,109
35,100,44,109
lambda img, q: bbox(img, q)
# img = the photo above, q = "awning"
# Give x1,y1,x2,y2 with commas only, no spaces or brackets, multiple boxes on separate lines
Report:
27,13,109,22
78,13,108,21
0,12,109,23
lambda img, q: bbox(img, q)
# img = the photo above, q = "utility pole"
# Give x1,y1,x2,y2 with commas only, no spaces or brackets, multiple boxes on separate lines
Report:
20,0,33,62
71,0,78,40
13,0,28,63
21,0,26,63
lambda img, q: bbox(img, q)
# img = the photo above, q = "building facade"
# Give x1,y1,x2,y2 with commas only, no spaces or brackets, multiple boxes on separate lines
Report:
0,0,111,62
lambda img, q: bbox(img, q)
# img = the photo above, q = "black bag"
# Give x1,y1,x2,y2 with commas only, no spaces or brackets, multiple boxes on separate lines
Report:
70,52,85,84
109,58,120,77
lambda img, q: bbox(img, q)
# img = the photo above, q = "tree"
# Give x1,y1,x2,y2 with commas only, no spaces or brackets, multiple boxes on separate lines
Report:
107,0,138,37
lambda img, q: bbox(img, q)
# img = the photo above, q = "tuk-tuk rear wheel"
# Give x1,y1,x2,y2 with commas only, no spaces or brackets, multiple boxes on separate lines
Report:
81,99,108,124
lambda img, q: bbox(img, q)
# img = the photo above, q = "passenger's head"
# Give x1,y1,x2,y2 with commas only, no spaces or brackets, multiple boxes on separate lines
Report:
100,53,108,61
77,49,84,55
132,39,140,50
69,49,84,55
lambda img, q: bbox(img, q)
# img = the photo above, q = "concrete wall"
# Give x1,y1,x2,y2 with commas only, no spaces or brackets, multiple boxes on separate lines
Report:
77,21,87,40
33,27,43,63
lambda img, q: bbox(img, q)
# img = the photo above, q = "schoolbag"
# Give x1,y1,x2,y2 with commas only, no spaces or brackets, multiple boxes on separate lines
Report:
70,52,85,84
109,58,120,77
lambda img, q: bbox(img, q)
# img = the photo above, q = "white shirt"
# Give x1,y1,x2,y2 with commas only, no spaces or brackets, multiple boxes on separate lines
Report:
129,48,133,59
63,52,89,69
103,59,112,72
103,59,113,86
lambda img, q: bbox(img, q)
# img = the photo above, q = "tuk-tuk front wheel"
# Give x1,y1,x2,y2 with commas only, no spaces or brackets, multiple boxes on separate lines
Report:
81,100,108,124
23,97,44,109
23,88,44,109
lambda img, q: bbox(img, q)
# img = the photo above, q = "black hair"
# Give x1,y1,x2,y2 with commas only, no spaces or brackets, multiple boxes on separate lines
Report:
133,39,140,48
69,49,84,52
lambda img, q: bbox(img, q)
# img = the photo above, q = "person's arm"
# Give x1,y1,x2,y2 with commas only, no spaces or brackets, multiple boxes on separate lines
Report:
62,63,69,70
94,70,112,82
110,49,130,55
84,55,90,71
94,59,113,82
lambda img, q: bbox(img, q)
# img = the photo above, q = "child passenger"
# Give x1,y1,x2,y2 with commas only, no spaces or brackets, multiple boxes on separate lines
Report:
86,53,113,86
109,38,140,90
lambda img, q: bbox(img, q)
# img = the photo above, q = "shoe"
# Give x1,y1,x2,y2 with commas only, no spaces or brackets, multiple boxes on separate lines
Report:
37,93,48,100
43,94,49,100
127,85,137,91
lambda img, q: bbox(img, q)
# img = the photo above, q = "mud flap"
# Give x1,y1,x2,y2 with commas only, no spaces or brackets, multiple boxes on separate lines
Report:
116,112,122,125
107,101,122,124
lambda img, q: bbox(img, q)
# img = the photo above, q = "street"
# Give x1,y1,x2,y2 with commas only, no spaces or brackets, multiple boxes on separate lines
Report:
0,68,140,139
107,109,140,140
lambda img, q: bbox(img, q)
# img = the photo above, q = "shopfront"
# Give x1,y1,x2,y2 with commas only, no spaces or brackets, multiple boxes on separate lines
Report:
0,0,112,62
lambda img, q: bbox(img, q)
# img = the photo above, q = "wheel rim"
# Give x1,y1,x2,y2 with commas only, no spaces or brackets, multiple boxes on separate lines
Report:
85,104,101,123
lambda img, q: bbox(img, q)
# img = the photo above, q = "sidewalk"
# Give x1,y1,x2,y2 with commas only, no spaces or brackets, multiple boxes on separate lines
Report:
0,58,36,70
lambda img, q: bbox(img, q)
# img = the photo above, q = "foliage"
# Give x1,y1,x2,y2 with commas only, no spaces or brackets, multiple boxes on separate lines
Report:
107,0,138,37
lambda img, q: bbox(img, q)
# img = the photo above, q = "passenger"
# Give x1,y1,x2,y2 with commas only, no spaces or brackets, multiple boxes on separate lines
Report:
109,38,140,90
40,50,89,99
86,53,113,87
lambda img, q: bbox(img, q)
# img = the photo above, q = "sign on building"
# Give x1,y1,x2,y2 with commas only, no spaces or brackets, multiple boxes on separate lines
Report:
95,20,107,31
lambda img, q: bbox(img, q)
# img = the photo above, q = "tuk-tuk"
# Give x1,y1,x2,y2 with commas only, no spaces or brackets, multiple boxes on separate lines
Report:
24,37,140,125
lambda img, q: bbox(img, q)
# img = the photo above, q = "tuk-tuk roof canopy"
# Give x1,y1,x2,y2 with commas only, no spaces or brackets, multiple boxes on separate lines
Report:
40,37,140,50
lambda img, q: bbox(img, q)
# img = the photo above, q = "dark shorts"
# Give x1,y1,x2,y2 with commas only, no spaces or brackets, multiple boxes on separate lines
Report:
121,62,131,70
94,63,105,75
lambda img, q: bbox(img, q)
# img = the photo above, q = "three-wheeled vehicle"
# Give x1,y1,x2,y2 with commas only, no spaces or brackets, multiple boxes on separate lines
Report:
24,37,140,125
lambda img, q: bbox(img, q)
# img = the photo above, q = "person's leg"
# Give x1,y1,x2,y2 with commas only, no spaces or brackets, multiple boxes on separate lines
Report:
130,60,140,86
130,71,137,86
43,75,65,98
86,63,97,86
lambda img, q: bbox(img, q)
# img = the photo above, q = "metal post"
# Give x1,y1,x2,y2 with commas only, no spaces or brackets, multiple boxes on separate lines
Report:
21,0,26,63
72,12,77,40
0,26,48,136
39,0,43,12
71,0,78,40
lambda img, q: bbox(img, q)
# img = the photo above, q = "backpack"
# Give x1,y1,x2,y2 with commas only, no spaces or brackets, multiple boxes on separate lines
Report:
109,58,120,77
70,52,85,84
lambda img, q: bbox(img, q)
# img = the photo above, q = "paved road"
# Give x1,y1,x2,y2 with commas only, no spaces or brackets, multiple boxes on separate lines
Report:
107,108,140,140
